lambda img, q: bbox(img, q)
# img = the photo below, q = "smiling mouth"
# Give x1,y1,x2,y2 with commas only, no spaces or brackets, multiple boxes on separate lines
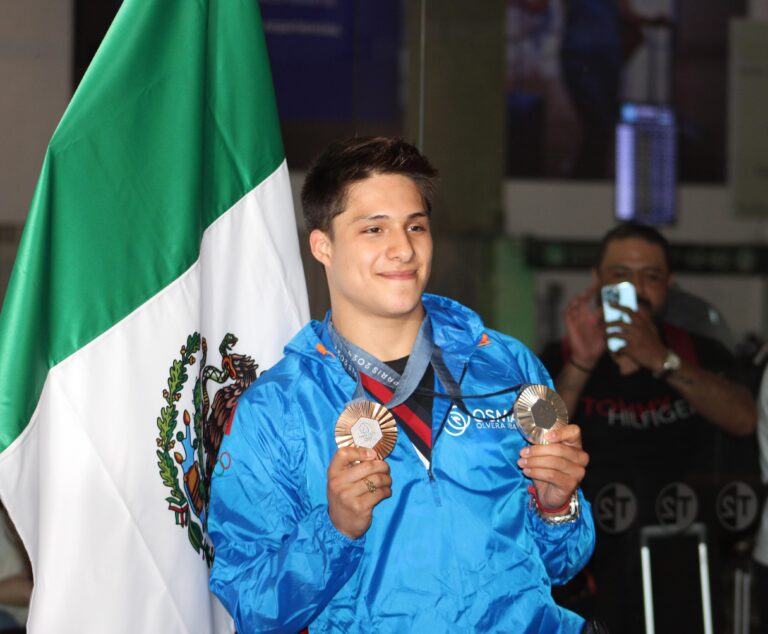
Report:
379,271,418,280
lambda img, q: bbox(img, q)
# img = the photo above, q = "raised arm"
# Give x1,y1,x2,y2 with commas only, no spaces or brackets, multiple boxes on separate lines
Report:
519,423,595,584
515,348,596,585
208,385,388,633
610,306,756,436
552,283,606,414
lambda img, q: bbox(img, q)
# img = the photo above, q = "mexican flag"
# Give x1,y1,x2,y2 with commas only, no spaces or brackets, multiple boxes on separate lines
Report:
0,1,308,632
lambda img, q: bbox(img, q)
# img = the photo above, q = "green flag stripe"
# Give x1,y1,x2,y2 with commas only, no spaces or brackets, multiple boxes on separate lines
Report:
0,0,284,451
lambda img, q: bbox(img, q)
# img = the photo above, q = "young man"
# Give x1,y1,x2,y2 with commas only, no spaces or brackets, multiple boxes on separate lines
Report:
540,223,756,633
208,137,595,633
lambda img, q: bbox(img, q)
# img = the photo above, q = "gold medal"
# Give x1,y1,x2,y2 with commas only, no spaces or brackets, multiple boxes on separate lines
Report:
513,384,569,444
334,400,398,459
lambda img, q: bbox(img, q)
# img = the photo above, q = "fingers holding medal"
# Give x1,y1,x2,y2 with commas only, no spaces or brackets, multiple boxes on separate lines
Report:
512,385,588,514
327,401,397,539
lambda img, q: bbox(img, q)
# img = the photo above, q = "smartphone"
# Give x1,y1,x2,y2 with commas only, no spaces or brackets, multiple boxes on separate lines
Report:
601,281,637,352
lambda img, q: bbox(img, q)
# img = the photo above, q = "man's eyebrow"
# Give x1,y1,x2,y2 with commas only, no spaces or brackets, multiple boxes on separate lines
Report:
350,211,428,222
605,264,665,273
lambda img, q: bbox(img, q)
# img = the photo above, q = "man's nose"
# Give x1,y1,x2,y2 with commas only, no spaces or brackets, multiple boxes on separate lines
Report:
386,229,414,261
629,273,645,296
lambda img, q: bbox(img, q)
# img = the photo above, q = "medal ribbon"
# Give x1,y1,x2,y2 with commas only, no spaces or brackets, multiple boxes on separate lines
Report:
327,316,527,423
327,317,435,409
328,317,437,458
360,374,434,453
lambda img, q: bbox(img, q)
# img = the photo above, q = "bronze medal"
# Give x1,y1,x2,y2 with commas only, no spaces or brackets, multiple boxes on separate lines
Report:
513,384,569,444
334,400,398,459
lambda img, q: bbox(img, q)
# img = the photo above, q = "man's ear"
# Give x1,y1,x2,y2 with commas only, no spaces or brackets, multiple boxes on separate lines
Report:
309,229,332,267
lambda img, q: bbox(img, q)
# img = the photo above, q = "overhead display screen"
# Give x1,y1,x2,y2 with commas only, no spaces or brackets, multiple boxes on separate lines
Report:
615,103,677,225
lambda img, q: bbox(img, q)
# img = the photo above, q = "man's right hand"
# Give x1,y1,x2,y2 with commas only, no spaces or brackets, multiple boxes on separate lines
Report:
564,281,605,369
327,446,392,540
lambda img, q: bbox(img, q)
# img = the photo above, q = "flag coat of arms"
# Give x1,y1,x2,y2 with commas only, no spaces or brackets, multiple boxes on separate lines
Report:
0,1,309,631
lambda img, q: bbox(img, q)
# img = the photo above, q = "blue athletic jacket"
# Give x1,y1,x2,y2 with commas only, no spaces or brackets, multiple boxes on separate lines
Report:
208,294,595,633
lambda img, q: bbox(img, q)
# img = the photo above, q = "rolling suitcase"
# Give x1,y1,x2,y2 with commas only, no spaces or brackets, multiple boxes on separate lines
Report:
640,522,713,634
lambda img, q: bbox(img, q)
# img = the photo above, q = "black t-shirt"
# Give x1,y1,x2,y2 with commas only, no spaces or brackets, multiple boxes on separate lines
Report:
386,355,435,422
539,324,746,633
539,324,736,499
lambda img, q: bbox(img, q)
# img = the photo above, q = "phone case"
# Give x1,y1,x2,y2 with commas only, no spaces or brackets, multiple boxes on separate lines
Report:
601,281,638,352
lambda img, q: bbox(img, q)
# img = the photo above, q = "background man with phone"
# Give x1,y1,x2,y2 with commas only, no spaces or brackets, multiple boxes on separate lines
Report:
539,222,756,633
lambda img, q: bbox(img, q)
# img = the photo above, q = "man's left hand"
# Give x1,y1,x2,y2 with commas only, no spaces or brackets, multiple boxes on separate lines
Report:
606,305,667,371
517,424,589,511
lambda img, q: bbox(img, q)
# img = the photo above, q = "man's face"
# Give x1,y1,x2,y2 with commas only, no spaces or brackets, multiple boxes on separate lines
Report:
596,237,671,319
310,172,432,324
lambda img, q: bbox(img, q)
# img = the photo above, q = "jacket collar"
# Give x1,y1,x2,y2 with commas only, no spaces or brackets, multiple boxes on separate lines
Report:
285,294,486,371
421,294,485,360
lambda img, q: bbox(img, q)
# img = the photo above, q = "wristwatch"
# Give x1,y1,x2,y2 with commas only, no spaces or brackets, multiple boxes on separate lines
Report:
653,349,681,379
535,493,580,526
529,485,580,525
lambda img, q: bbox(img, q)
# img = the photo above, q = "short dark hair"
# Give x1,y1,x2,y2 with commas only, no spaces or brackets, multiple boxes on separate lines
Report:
301,136,438,233
597,223,671,269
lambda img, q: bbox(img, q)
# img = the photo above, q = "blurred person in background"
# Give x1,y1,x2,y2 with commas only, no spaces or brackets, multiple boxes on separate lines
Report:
559,0,669,178
539,222,756,632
